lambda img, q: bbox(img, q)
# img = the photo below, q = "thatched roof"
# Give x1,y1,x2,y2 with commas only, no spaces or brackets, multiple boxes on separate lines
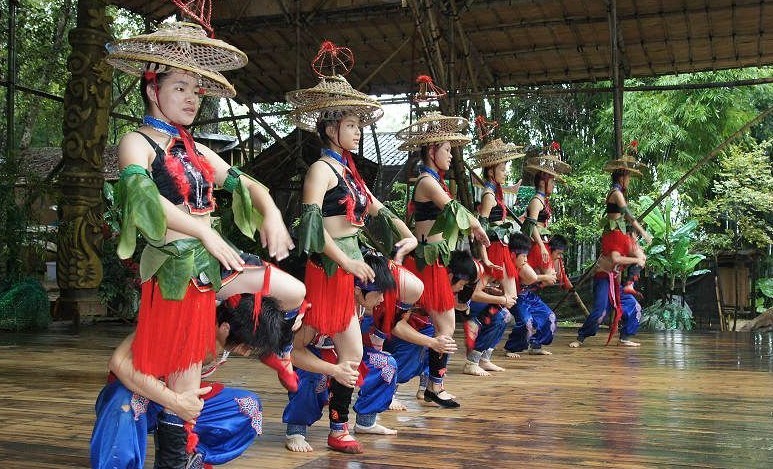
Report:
112,0,773,103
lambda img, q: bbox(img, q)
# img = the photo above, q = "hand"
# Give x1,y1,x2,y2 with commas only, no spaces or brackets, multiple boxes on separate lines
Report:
171,386,212,423
201,229,244,272
543,271,557,285
332,360,360,388
392,236,418,265
473,223,490,247
483,259,503,272
501,295,516,309
540,246,550,264
636,258,646,268
260,210,294,261
343,258,375,283
430,335,457,354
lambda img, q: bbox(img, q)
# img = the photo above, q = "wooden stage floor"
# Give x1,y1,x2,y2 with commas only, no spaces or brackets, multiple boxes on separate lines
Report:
0,324,771,468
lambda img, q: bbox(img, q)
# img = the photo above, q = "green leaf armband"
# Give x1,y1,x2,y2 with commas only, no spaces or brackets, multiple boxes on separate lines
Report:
369,207,401,252
223,167,266,240
521,217,538,237
115,164,166,259
428,199,474,251
298,204,326,254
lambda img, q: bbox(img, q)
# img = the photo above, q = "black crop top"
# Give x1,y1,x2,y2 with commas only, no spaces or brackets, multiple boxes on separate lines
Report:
320,160,369,225
483,192,506,223
137,131,215,214
606,202,623,214
532,197,550,223
412,176,442,222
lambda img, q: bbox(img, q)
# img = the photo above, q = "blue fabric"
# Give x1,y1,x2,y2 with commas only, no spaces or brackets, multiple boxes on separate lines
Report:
90,381,261,468
469,301,508,352
619,291,641,338
354,347,397,416
577,276,613,341
383,323,434,385
505,291,555,351
282,346,329,427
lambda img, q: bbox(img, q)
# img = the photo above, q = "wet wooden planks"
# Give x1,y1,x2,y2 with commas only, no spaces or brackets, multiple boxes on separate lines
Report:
0,325,771,468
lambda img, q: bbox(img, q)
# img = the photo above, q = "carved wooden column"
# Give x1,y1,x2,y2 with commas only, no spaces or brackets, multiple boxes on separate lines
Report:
56,0,112,323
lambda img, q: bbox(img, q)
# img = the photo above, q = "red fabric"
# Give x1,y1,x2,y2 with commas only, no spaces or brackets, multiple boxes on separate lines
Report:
601,229,634,257
132,278,216,378
303,260,356,336
403,256,455,313
260,353,299,393
527,242,552,271
199,382,225,400
376,262,405,337
486,241,517,279
605,271,624,345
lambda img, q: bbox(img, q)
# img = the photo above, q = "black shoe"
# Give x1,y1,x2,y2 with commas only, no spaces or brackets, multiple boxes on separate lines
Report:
424,389,460,408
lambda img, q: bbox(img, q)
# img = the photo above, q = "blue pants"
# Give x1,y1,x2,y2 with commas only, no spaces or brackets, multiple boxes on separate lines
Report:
619,291,641,339
90,380,261,468
384,323,434,385
282,346,329,429
577,275,629,342
505,291,556,352
354,346,398,426
469,301,509,352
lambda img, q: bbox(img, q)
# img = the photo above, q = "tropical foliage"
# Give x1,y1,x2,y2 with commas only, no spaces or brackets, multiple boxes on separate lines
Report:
640,300,695,331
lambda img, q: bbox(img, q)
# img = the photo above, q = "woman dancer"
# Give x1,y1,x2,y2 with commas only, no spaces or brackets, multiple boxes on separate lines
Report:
105,22,306,466
286,41,418,452
396,112,489,408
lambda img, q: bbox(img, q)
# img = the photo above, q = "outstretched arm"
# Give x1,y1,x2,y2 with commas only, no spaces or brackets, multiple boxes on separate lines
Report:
108,333,211,422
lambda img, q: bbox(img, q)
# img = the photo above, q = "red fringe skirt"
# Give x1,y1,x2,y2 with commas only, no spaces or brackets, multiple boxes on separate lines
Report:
486,241,517,280
601,229,633,257
404,256,455,313
303,260,356,336
132,278,216,378
527,242,553,271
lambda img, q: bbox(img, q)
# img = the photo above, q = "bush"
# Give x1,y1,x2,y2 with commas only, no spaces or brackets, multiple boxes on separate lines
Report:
0,278,51,331
640,299,695,331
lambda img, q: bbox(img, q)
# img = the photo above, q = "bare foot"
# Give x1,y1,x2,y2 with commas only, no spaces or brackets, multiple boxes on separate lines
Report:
505,351,521,359
528,347,552,355
618,339,641,347
569,341,582,348
285,434,313,452
479,359,506,372
354,423,398,435
389,398,407,411
463,361,491,376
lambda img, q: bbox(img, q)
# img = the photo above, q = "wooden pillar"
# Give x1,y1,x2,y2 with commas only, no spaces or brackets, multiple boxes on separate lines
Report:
56,0,112,323
608,0,624,157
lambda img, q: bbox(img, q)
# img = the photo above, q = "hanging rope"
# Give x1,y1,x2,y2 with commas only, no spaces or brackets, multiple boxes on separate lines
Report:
171,0,214,36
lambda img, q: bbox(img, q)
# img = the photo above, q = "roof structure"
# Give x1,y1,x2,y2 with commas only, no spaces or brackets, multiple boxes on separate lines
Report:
111,0,773,103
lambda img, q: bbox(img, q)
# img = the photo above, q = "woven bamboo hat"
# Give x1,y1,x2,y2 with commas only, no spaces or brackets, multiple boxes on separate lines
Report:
395,112,471,152
286,75,384,132
471,139,525,168
523,142,572,180
603,141,647,177
105,22,248,98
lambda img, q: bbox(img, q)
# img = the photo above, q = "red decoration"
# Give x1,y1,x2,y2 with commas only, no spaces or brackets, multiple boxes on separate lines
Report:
474,115,499,140
171,0,214,36
413,74,447,103
550,141,561,152
311,40,355,78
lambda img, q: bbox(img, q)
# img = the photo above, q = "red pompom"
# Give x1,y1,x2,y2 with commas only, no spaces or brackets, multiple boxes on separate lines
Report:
416,74,434,84
550,141,561,151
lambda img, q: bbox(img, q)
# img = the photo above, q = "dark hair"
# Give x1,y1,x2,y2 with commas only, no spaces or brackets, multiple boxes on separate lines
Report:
316,118,335,147
362,251,396,292
456,282,475,303
533,171,550,188
483,165,496,182
448,250,478,284
216,295,294,359
548,234,568,252
139,72,171,110
612,169,629,185
508,232,533,254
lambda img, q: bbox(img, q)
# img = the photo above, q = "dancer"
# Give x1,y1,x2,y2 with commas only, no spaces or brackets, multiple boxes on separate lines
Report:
462,260,513,376
503,233,558,356
283,250,400,452
385,250,475,404
397,111,489,408
472,138,524,306
521,142,571,272
90,293,303,468
286,41,419,453
570,143,649,347
105,22,306,467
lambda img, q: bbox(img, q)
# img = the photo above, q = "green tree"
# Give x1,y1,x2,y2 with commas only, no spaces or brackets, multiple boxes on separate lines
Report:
692,141,773,252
